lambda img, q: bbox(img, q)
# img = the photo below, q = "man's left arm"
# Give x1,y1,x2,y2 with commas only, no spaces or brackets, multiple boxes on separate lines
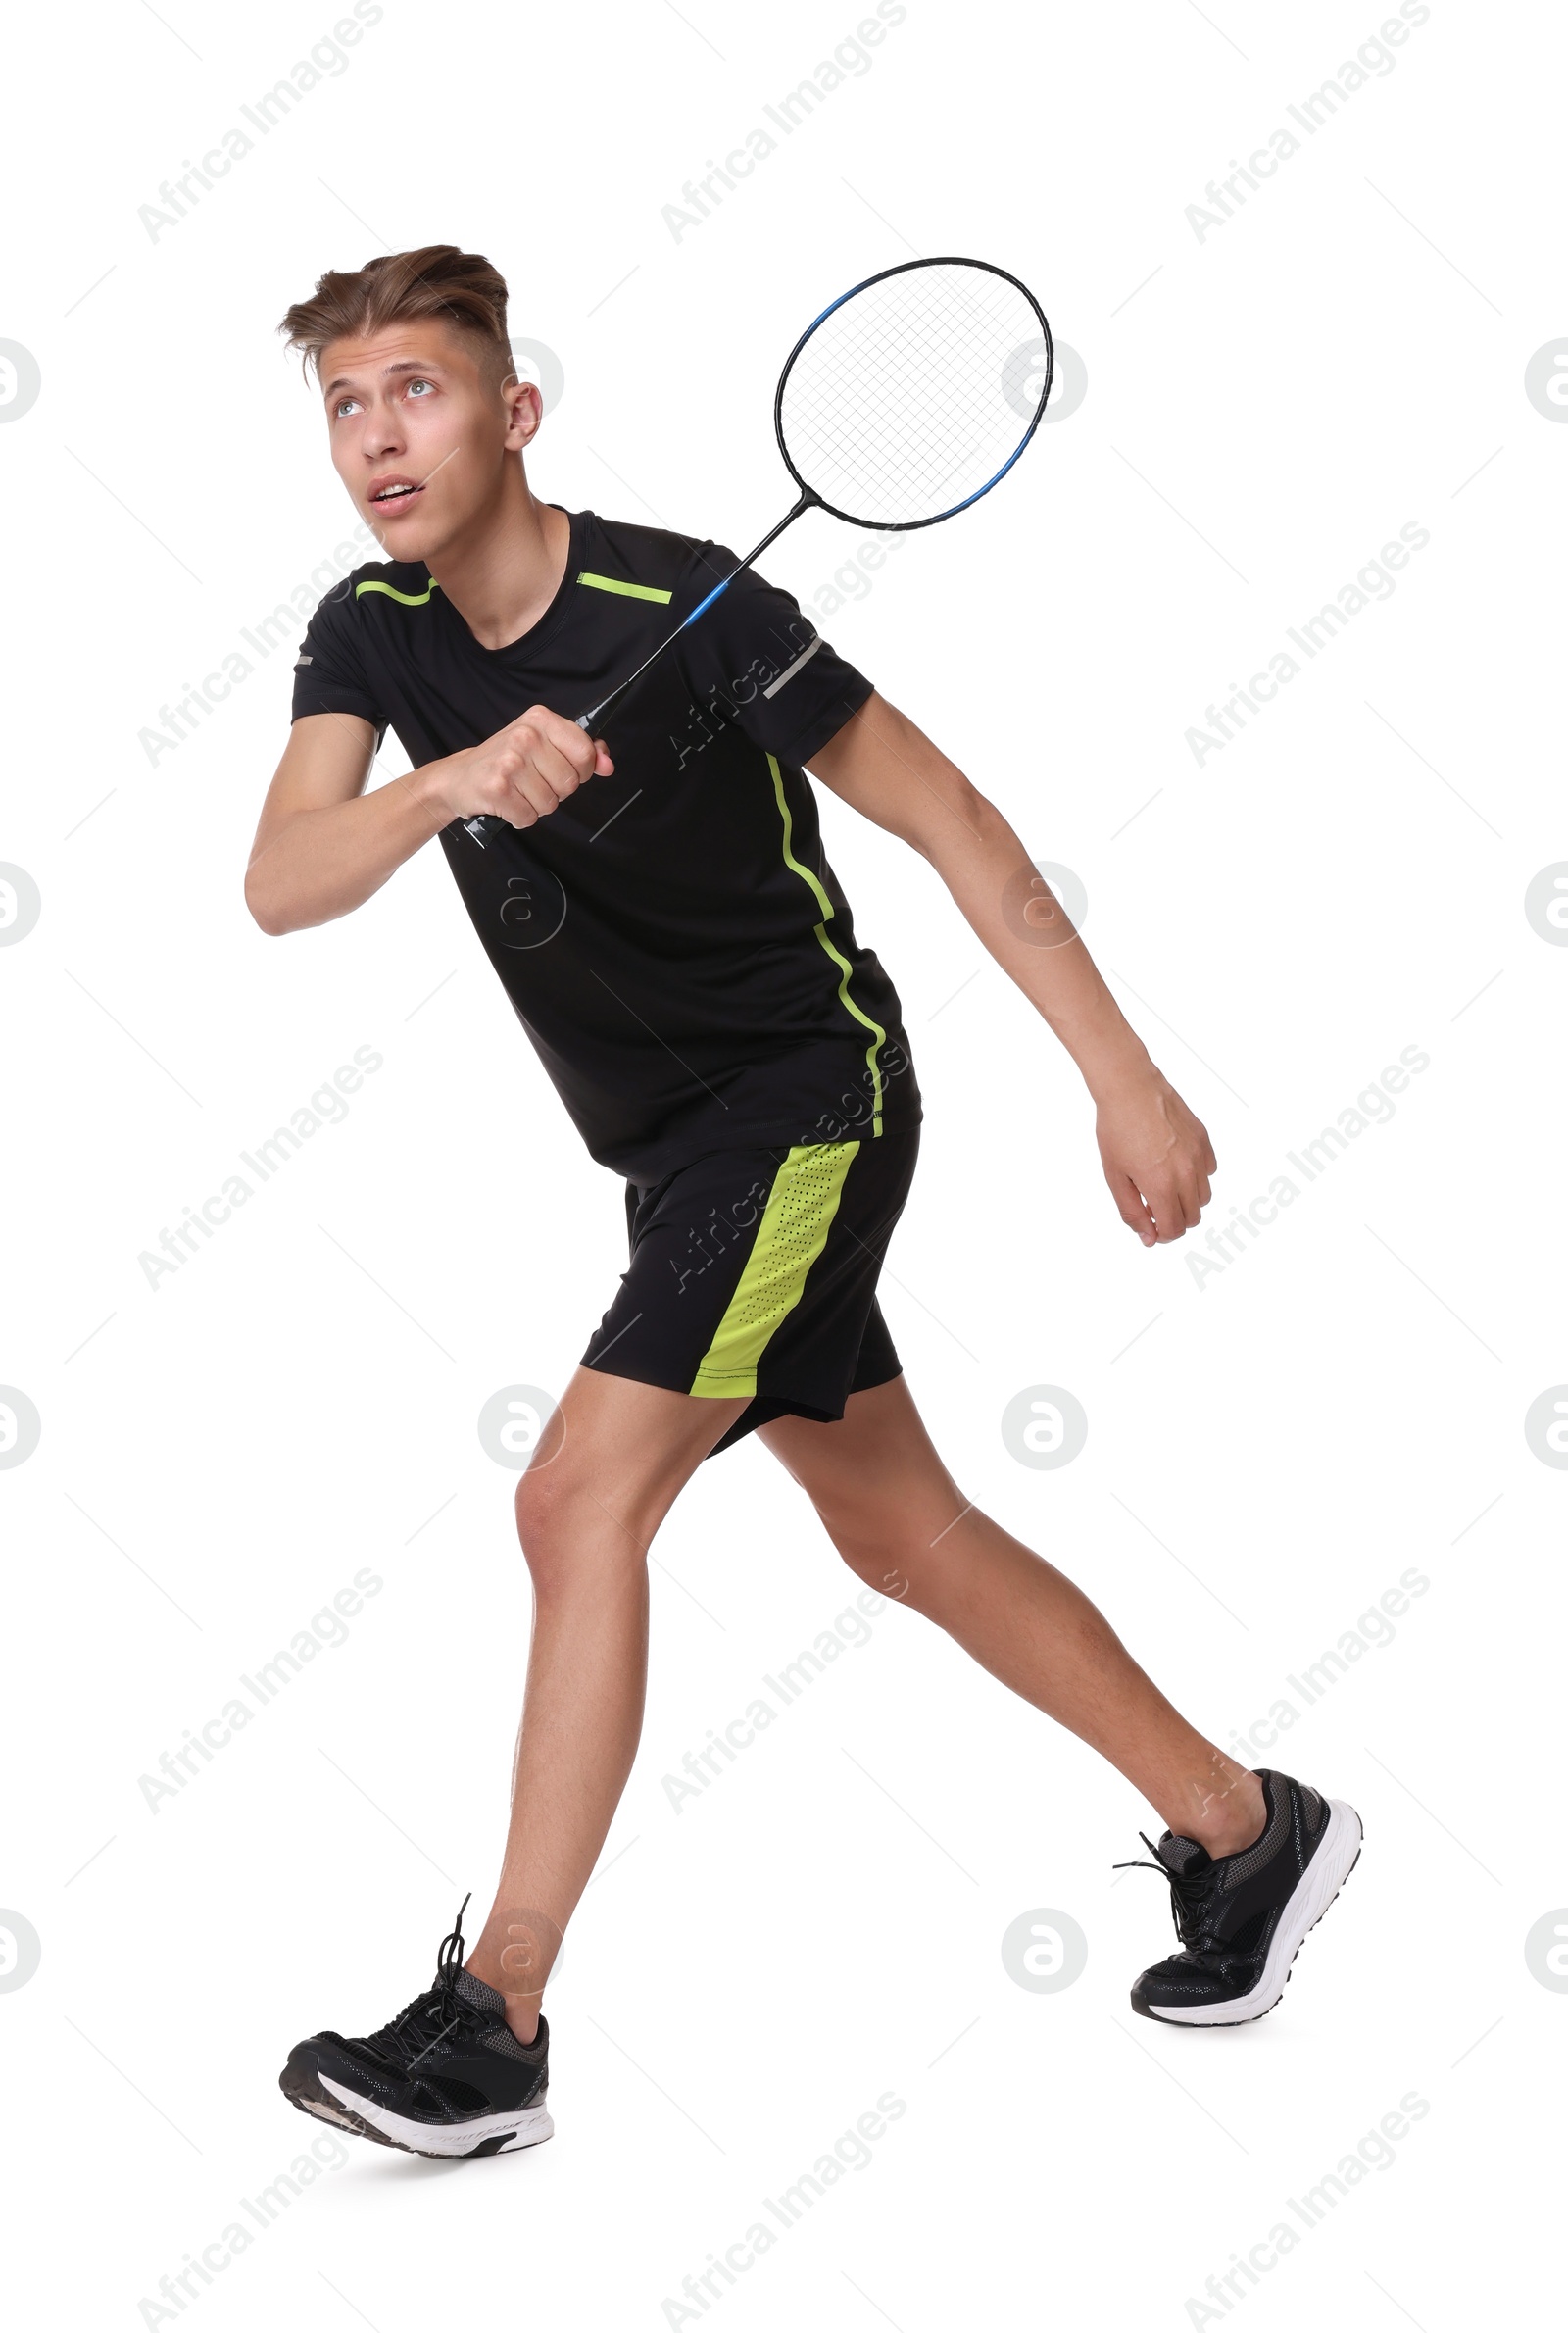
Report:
808,690,1215,1248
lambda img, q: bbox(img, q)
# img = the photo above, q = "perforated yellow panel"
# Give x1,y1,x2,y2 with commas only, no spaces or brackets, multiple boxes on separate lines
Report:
689,1143,860,1398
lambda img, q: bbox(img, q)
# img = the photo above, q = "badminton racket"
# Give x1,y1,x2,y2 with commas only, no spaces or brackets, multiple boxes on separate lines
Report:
463,255,1052,846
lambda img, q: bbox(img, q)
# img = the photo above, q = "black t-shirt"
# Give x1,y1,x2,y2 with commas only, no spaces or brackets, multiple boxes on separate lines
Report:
290,508,920,1180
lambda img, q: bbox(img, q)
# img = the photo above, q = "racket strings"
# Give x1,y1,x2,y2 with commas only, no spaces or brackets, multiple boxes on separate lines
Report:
784,313,1004,506
779,261,1046,525
790,310,996,502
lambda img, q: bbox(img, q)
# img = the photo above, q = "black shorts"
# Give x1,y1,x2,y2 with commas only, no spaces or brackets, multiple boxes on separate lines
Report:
581,1131,919,1455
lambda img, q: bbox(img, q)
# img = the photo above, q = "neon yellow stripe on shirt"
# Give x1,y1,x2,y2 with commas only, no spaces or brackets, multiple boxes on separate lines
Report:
766,753,887,1135
576,571,673,604
356,577,440,606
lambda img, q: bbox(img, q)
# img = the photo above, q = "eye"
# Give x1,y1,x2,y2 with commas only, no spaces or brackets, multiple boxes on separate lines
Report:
332,396,361,419
406,377,434,398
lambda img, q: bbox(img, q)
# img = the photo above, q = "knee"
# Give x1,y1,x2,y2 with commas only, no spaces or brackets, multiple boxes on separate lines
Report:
816,1483,972,1612
817,1502,921,1606
514,1465,644,1597
513,1468,563,1588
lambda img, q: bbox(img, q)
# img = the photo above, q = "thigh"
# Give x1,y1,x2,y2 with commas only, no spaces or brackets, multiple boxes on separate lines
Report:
520,1366,750,1550
757,1374,966,1547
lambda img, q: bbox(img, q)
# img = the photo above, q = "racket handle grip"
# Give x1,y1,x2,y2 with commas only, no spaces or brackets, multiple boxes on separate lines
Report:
461,710,597,847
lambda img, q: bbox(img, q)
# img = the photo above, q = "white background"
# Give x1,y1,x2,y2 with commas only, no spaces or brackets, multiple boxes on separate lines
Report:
2,1,1562,2326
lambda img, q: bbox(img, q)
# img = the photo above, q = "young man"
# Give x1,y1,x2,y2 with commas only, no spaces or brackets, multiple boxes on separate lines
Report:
254,246,1360,2161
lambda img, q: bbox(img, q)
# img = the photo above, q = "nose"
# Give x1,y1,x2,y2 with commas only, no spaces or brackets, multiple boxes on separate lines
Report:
362,396,405,463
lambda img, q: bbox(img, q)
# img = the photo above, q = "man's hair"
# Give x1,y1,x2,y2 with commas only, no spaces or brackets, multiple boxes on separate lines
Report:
278,244,514,383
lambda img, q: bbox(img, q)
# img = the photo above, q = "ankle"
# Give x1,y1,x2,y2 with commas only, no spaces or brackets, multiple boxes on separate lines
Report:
464,1951,542,2043
464,1903,564,2042
1185,1768,1268,1861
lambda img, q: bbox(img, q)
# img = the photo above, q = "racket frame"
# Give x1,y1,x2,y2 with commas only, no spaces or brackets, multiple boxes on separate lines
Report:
774,253,1053,531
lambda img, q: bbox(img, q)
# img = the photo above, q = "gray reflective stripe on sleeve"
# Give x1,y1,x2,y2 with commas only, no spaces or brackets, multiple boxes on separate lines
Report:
761,634,823,699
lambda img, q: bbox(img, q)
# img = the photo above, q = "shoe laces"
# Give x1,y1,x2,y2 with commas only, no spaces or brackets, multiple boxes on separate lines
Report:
1113,1834,1223,1953
367,1894,493,2071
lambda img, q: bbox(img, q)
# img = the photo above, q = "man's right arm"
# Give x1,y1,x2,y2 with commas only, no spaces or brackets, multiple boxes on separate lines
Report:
244,706,612,936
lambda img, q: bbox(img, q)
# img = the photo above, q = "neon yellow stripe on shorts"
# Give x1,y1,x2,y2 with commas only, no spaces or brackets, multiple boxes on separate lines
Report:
766,754,887,1134
577,571,673,603
689,1142,860,1399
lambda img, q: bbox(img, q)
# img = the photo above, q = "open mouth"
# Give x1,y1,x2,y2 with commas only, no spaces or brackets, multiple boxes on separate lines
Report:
369,479,423,509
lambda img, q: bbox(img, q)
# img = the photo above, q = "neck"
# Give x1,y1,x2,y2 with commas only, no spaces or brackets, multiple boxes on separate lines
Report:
423,462,572,651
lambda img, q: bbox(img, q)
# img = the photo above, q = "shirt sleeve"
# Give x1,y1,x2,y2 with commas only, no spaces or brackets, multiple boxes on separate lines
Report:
290,582,388,740
670,542,874,767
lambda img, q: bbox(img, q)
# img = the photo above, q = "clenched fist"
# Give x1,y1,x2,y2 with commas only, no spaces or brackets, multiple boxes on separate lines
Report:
431,705,613,830
1096,1066,1216,1247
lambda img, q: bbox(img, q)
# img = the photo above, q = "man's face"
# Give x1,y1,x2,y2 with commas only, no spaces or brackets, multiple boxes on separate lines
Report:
319,318,539,562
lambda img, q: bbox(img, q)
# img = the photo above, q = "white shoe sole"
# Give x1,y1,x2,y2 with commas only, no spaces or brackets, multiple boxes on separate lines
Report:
1140,1798,1363,2027
318,2071,555,2157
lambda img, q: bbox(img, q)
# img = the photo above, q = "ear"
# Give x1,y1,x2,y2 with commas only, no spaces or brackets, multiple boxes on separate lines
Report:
501,375,544,451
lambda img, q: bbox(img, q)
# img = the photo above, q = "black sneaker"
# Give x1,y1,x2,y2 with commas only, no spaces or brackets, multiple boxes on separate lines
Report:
279,1896,553,2158
1119,1770,1362,2026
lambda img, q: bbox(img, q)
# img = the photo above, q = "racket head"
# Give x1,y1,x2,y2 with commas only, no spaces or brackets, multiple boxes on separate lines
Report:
773,256,1053,532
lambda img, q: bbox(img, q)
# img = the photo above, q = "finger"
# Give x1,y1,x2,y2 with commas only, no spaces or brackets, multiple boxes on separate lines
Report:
504,737,590,819
1108,1173,1157,1247
529,708,601,786
592,739,614,776
529,738,587,803
496,751,559,823
531,730,605,806
1162,1160,1214,1236
1144,1180,1188,1242
497,718,584,800
510,770,563,820
1178,1178,1204,1232
1170,1188,1202,1239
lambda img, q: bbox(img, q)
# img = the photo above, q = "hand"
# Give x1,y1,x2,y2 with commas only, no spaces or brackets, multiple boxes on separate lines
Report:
1095,1066,1216,1246
427,706,613,830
